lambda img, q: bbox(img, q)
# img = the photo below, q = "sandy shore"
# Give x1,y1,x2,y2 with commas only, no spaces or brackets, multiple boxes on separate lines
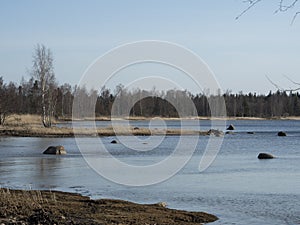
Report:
0,188,218,225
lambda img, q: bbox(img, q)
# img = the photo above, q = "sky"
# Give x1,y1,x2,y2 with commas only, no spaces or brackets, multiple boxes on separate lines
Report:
0,0,300,94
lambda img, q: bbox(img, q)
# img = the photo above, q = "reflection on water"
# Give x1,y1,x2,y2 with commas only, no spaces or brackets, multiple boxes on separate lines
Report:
0,120,300,225
33,157,63,187
60,119,300,133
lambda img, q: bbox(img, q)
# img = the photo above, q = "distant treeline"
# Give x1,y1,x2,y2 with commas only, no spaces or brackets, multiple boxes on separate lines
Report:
1,76,300,123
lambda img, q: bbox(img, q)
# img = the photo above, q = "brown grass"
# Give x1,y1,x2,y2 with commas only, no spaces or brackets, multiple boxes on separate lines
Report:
5,114,60,126
0,125,210,137
0,188,218,225
5,114,41,126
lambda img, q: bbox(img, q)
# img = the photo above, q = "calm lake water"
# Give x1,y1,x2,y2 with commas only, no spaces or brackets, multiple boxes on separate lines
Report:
0,120,300,225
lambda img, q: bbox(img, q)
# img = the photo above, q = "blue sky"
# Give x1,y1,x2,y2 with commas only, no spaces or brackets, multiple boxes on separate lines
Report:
0,0,300,94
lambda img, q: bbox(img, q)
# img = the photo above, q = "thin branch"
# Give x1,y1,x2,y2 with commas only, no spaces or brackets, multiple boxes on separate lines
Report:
237,0,300,24
236,0,262,20
275,0,300,24
285,87,300,92
266,75,284,91
291,11,300,24
278,0,299,12
266,75,300,92
283,75,300,85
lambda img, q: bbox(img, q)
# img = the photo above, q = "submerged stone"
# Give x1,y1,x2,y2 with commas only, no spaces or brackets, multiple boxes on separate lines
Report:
43,145,67,155
207,129,224,136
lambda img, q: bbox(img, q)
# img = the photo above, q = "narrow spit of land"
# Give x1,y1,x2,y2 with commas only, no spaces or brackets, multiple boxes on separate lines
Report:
0,188,218,225
0,114,210,137
0,125,209,137
1,114,299,137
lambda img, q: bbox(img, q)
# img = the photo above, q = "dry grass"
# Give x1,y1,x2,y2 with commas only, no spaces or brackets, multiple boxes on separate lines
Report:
0,124,210,137
5,114,59,126
5,114,41,126
62,116,111,121
0,114,222,137
4,114,300,126
0,188,57,221
0,188,218,225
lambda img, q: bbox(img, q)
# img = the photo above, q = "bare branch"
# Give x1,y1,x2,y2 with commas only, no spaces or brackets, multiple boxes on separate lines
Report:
266,75,284,91
237,0,300,24
291,11,300,24
285,87,300,92
266,75,300,92
236,0,262,20
283,75,300,85
277,0,299,12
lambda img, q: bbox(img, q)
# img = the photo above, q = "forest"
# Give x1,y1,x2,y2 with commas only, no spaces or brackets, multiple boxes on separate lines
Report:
1,75,300,125
1,45,299,127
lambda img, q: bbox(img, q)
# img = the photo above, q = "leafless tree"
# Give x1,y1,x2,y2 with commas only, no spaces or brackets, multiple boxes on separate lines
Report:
31,44,57,127
0,76,8,125
237,0,300,24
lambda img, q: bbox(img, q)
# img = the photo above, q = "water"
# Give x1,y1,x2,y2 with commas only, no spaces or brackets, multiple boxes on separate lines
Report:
0,120,300,224
66,119,300,133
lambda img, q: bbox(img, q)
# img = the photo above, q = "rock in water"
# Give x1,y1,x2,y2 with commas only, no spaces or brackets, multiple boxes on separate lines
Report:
278,131,287,136
111,140,118,144
226,124,235,130
207,129,224,136
257,153,274,159
43,146,67,155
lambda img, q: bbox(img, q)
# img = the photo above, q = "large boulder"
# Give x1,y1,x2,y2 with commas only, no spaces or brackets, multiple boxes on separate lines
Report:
226,124,235,130
257,153,274,159
43,146,67,155
278,131,287,136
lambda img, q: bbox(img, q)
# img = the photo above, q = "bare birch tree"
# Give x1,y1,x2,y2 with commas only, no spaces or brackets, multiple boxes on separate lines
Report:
31,44,56,127
0,76,8,125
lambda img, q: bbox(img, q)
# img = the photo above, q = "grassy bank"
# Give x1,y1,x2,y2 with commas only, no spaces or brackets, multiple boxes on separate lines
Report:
0,188,218,225
0,125,208,137
4,114,300,125
1,114,299,137
0,114,210,137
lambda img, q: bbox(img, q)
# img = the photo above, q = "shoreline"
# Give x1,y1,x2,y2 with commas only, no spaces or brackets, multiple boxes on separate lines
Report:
0,125,209,137
0,188,218,225
1,114,299,138
64,116,300,121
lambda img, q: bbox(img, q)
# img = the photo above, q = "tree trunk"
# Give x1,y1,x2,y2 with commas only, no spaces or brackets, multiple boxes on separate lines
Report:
41,91,48,127
0,112,6,125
